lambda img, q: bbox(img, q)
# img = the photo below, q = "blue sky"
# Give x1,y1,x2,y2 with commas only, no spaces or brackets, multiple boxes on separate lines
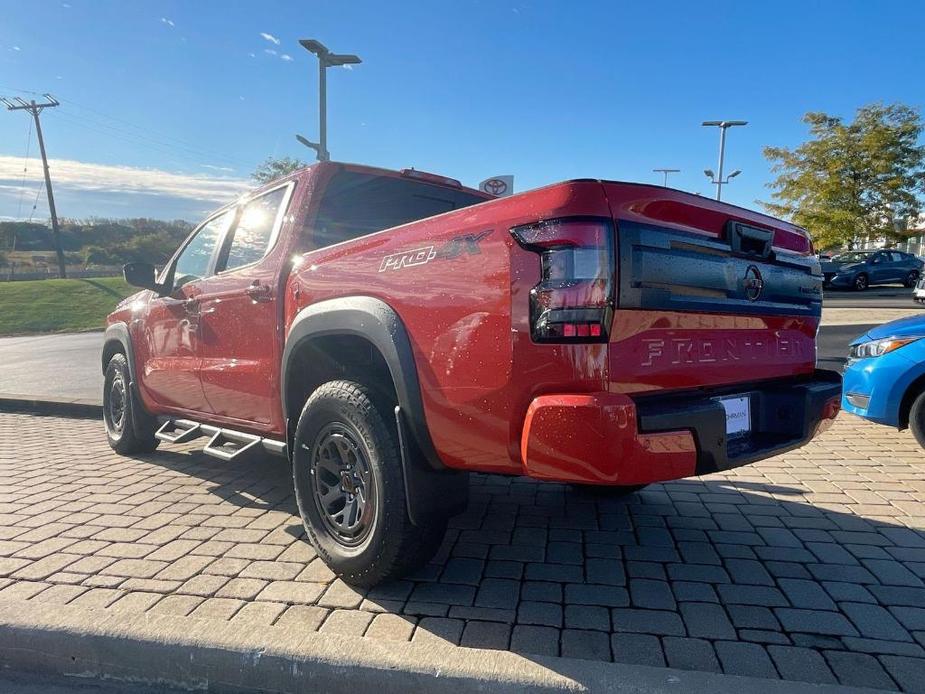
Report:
0,0,922,222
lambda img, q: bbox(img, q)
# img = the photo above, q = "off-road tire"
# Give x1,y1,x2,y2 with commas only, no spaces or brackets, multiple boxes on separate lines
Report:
908,391,925,450
292,380,446,587
103,353,159,455
904,270,919,288
854,273,869,291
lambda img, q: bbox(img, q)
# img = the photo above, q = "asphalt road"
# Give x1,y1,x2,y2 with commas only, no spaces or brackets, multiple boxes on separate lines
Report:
0,331,102,402
0,286,917,405
823,283,922,308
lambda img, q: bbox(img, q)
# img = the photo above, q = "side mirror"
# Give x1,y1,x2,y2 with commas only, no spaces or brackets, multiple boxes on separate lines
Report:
123,262,166,294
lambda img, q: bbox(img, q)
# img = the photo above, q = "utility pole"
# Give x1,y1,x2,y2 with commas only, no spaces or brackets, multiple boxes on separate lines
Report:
702,120,747,201
653,168,680,187
1,94,66,278
296,39,362,162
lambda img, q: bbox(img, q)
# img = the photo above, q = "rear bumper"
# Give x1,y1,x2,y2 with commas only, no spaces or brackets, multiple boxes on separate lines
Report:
520,370,842,485
635,369,842,476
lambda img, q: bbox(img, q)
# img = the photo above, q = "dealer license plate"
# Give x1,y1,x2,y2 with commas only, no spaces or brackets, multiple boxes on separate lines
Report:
716,395,751,438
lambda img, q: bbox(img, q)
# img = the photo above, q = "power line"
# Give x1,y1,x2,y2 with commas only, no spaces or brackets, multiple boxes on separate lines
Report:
57,97,252,168
1,85,258,174
1,94,67,278
51,109,250,171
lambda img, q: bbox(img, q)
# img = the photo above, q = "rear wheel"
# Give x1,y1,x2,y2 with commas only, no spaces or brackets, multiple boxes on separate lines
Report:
292,380,447,587
854,273,869,291
908,391,925,450
103,353,159,455
904,270,919,288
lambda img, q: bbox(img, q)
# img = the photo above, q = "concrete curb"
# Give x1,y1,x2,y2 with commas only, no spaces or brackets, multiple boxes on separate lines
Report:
0,600,882,694
0,394,101,419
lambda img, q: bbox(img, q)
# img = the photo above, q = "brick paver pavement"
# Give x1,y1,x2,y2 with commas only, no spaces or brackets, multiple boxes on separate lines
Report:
1,412,924,691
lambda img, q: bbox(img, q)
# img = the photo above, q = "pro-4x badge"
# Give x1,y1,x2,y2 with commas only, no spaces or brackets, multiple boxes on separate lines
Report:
379,230,492,272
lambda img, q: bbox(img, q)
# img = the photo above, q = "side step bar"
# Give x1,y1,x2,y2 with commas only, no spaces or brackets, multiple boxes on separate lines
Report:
155,419,202,444
155,417,288,461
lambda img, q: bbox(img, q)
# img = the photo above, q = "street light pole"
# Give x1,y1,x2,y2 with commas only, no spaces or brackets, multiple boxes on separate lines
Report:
653,168,680,187
702,120,747,201
318,56,327,162
297,39,361,162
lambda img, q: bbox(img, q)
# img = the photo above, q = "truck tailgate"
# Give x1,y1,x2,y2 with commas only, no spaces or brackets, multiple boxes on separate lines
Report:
602,183,822,395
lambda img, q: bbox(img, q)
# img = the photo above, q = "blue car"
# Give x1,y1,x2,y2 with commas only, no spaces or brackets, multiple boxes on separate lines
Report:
842,314,925,446
821,249,922,290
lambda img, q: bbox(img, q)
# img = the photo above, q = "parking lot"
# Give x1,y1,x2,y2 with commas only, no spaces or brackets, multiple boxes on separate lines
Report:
1,411,923,690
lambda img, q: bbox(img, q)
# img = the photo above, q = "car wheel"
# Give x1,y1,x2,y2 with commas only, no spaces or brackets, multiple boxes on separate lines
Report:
292,380,447,587
854,273,868,291
904,270,919,288
103,353,159,455
909,391,925,449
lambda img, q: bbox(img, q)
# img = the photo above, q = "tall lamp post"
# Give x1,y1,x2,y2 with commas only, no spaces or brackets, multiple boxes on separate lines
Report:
702,120,747,201
297,39,362,162
653,168,680,187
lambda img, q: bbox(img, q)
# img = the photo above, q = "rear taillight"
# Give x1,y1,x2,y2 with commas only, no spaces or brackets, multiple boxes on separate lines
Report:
511,217,615,343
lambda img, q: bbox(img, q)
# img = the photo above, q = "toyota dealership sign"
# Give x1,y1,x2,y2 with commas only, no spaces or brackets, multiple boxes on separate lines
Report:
479,175,514,197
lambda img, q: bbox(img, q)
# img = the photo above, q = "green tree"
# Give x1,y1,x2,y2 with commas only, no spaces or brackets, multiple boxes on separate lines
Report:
763,103,925,249
252,156,307,184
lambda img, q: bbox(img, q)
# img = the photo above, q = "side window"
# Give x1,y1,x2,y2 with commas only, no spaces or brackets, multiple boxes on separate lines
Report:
891,252,905,262
222,186,288,272
172,212,230,288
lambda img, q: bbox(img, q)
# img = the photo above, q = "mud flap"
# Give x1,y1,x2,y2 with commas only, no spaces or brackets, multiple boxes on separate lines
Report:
394,406,468,526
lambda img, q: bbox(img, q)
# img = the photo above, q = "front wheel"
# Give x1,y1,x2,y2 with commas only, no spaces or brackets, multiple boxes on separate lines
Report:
103,353,159,455
904,271,919,288
854,273,869,291
292,380,447,587
908,391,925,450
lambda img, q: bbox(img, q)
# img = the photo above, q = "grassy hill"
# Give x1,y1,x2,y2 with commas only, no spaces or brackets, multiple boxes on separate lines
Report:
0,277,137,336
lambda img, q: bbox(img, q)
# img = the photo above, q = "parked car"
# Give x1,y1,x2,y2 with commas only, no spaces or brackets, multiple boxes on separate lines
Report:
913,275,925,304
842,314,925,447
103,161,842,586
821,249,922,290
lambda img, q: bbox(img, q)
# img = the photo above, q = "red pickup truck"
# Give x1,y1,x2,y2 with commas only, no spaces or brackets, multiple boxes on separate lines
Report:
103,161,841,586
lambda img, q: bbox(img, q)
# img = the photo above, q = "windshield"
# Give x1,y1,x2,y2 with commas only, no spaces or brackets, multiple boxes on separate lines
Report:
309,171,487,250
833,251,874,263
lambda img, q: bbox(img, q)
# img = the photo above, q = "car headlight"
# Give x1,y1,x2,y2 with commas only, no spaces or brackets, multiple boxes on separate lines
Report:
849,337,920,359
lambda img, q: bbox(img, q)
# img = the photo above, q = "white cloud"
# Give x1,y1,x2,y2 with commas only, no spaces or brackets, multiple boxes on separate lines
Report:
201,164,235,173
280,54,293,62
160,17,175,27
11,46,21,52
248,52,256,58
264,48,277,56
343,63,353,70
0,155,251,204
259,32,281,45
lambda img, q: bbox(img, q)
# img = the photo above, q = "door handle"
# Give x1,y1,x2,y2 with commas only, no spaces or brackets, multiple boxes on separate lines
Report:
245,282,273,302
183,298,200,317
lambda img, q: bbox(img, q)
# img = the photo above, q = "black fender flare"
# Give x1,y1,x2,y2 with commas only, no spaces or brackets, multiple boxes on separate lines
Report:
281,297,468,524
281,296,441,469
102,323,137,378
102,323,154,435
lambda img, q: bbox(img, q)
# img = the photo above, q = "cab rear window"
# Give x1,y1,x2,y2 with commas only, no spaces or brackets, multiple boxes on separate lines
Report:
308,172,486,250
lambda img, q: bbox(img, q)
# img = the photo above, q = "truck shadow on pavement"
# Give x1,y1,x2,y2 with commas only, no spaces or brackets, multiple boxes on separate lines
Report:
124,439,925,691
